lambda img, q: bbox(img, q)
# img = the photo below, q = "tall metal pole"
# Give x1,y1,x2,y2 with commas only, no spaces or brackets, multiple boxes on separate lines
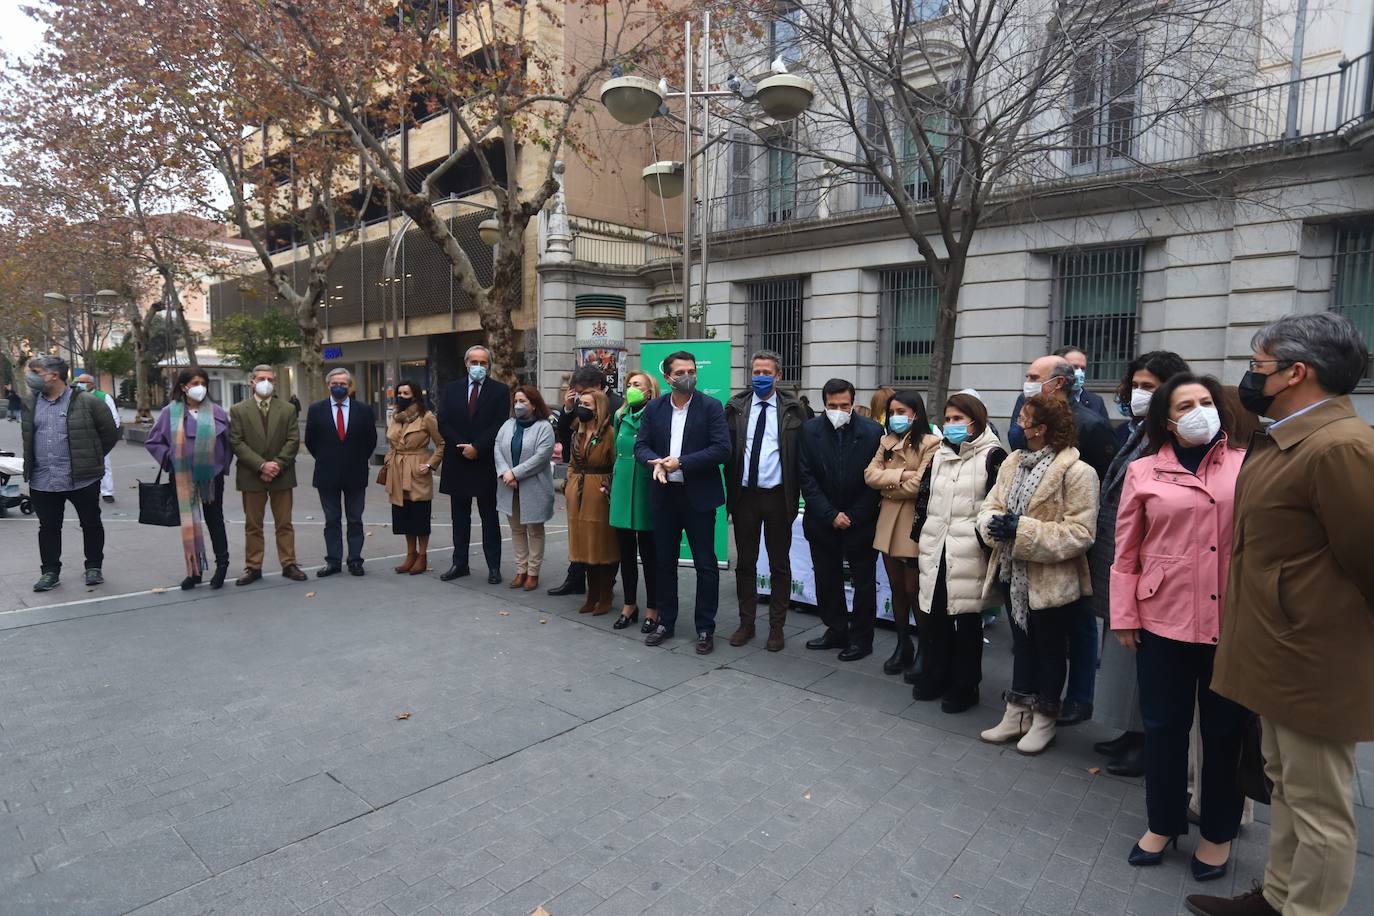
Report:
65,298,76,373
698,12,711,320
681,20,694,338
1285,0,1309,138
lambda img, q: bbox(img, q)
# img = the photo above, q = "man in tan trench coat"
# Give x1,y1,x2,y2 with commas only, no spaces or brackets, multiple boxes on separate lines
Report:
1188,312,1374,916
229,365,306,586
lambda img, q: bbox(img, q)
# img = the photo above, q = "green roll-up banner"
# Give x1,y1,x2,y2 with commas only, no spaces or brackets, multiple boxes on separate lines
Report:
637,338,733,568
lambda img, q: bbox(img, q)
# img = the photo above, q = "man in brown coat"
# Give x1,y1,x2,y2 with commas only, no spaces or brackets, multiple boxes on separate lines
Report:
1188,313,1374,916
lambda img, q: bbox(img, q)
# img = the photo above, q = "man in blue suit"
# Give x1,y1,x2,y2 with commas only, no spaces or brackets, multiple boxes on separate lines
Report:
634,350,731,654
304,368,378,577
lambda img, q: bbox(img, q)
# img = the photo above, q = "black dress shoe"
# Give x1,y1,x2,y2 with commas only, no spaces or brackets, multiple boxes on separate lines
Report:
547,579,585,596
805,630,847,651
1191,855,1229,882
1094,730,1143,757
1106,743,1146,778
645,625,672,646
487,571,501,585
347,563,365,577
837,644,871,662
613,608,639,630
940,688,979,714
316,564,343,578
640,616,657,634
440,564,470,581
1057,700,1093,726
1128,835,1178,867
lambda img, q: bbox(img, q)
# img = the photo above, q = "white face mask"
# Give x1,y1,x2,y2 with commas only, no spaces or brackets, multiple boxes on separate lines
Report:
825,408,850,429
254,379,274,398
1129,387,1153,418
1022,381,1044,400
1173,405,1221,447
186,384,207,403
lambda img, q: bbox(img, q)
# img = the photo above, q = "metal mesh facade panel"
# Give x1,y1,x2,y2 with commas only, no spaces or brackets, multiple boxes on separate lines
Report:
1053,246,1142,383
879,266,938,384
747,278,804,381
1333,225,1374,381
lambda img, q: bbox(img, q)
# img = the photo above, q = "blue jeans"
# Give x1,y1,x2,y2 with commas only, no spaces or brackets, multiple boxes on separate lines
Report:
652,486,719,638
1065,602,1099,705
319,486,366,566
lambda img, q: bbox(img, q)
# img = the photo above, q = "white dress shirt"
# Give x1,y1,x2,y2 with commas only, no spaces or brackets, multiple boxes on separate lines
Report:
668,395,691,483
332,396,350,432
1266,397,1333,430
740,392,781,488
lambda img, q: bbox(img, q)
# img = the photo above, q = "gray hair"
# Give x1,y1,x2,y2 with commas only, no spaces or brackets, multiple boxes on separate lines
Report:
750,349,783,374
250,364,274,377
1047,360,1076,384
1251,312,1370,395
464,345,491,365
28,355,68,378
326,367,352,384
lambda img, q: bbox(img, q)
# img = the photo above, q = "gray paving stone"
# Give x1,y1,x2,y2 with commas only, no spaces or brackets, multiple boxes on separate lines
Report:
327,736,492,808
456,701,585,759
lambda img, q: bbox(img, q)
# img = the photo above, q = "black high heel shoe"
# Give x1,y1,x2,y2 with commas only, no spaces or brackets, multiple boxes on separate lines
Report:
882,635,914,676
1190,854,1230,882
181,574,202,590
1128,835,1179,867
613,607,640,630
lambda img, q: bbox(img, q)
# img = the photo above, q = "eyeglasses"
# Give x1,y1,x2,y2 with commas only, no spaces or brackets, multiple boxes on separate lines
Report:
1247,358,1292,372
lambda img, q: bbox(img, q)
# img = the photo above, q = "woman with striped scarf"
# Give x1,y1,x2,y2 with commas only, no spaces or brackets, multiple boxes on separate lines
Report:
145,367,234,589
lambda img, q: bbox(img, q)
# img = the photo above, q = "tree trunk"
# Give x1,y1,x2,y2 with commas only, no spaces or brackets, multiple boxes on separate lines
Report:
161,269,200,367
129,313,153,423
927,254,967,412
483,242,523,387
296,306,324,403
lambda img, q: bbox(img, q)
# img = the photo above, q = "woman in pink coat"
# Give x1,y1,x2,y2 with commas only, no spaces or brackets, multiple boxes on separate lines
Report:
1110,373,1248,882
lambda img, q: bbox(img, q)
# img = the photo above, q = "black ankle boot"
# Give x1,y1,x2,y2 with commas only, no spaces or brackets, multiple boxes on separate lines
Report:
883,635,914,675
901,639,927,684
181,574,202,590
210,562,229,590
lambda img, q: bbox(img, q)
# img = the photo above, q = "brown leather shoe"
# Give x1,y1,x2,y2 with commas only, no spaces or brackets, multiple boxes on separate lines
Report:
235,568,262,587
728,625,755,647
696,634,714,655
766,626,785,652
282,565,308,581
509,573,527,589
1184,886,1280,916
522,575,539,591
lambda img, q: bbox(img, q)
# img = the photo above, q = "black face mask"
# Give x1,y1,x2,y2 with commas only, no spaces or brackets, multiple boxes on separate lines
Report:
574,405,595,424
1237,370,1279,417
394,396,413,411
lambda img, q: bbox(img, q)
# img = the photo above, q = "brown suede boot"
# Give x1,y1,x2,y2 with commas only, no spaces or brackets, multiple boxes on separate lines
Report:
728,613,756,646
409,535,429,575
394,535,417,573
590,566,614,616
766,625,785,652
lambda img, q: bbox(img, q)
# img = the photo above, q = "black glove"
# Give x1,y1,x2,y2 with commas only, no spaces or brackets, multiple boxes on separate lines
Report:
988,513,1020,542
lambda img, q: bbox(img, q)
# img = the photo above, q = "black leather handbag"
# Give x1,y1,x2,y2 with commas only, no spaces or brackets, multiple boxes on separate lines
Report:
138,468,180,527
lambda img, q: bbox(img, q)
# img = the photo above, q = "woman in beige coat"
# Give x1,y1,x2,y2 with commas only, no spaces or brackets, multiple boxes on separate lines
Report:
565,388,620,615
382,381,444,575
864,390,939,679
977,394,1098,756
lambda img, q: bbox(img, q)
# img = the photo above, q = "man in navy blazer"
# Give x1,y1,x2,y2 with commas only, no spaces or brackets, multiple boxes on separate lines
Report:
304,368,378,577
438,345,510,584
634,349,731,654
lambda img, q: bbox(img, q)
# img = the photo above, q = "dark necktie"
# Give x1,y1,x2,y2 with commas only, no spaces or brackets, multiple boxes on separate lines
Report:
336,403,346,441
468,381,480,416
747,400,769,489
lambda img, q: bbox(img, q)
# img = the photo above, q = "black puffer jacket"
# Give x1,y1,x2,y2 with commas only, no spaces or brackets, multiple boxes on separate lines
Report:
21,387,119,483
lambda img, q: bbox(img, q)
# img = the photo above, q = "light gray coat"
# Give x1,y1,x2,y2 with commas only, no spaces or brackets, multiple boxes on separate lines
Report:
494,418,555,524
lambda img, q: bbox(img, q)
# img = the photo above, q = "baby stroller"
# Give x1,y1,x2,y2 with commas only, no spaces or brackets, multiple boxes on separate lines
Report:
0,451,31,518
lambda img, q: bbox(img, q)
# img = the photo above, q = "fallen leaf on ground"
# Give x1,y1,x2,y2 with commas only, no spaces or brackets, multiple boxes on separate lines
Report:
952,893,962,900
150,587,167,594
531,908,552,916
499,610,510,616
803,793,811,800
305,591,317,598
539,619,548,624
395,712,411,720
366,531,373,536
1087,767,1101,776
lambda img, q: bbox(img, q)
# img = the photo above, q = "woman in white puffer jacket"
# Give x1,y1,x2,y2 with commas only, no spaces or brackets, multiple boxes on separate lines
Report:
912,392,1008,713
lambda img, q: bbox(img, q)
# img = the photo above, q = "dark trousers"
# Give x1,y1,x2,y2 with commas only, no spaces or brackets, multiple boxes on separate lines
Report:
917,558,983,697
563,561,587,589
1137,630,1249,841
652,487,719,637
32,481,104,574
451,488,501,572
808,524,878,649
319,485,366,566
1008,594,1073,714
1065,603,1100,705
173,472,229,567
732,487,793,628
615,527,657,608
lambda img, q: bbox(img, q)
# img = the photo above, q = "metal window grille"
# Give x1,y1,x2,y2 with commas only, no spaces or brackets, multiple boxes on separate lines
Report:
748,278,804,381
729,133,755,228
1053,246,1142,383
1333,225,1374,380
880,266,938,384
1070,40,1139,170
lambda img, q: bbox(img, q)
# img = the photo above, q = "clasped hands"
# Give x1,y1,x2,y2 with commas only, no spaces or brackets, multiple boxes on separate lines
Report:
986,512,1020,543
649,455,682,484
258,460,282,483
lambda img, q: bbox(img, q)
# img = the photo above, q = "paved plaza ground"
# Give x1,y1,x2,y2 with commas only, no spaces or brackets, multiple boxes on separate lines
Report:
1,417,1371,915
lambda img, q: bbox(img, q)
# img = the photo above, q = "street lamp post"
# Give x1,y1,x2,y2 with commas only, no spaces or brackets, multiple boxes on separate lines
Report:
42,289,119,373
600,20,814,338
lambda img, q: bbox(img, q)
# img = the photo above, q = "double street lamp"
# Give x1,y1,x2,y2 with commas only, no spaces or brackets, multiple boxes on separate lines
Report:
599,14,814,338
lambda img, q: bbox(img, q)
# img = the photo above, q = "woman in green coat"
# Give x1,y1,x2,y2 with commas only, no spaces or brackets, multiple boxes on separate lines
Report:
610,370,659,631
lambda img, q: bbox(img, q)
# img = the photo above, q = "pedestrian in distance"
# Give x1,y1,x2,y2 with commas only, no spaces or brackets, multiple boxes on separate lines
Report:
634,350,731,654
381,380,444,575
21,355,119,592
548,365,623,597
73,373,120,503
799,378,883,661
305,368,378,577
494,385,555,591
228,364,306,585
145,367,233,590
978,394,1098,756
609,370,660,631
911,392,1008,714
5,385,21,422
1110,373,1248,881
1088,350,1191,777
565,388,620,616
438,345,509,584
1188,312,1374,916
723,349,806,652
863,389,939,679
